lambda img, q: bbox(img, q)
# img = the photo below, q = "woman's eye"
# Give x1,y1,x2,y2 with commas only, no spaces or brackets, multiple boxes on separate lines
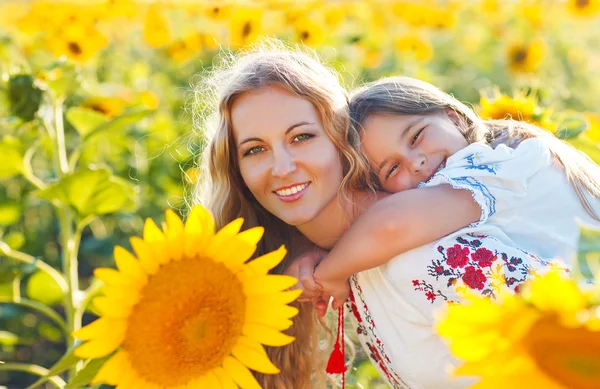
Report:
386,163,399,180
412,128,424,145
244,146,264,156
293,133,314,142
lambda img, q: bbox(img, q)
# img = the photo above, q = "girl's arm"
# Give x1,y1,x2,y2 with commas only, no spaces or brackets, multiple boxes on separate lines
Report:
313,185,480,308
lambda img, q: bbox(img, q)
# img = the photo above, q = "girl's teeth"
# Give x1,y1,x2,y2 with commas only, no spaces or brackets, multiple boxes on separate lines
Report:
277,183,308,196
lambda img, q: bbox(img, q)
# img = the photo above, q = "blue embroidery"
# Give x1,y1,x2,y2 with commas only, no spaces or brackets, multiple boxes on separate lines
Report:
465,152,500,174
451,176,497,219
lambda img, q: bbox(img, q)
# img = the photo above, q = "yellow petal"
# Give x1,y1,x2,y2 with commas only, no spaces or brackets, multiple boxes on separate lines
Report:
184,205,215,237
74,331,124,358
187,371,221,389
269,319,294,331
143,218,165,242
254,289,302,305
91,350,127,385
243,323,295,346
130,237,159,275
237,336,268,355
205,218,244,258
114,246,147,285
236,227,264,245
164,209,185,261
246,303,299,326
232,343,280,374
223,356,262,389
213,366,237,389
93,268,130,285
220,238,257,267
247,246,287,275
72,317,126,341
244,275,297,295
93,296,132,318
102,283,140,306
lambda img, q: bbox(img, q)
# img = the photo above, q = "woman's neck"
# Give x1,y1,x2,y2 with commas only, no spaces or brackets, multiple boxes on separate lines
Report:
296,190,383,250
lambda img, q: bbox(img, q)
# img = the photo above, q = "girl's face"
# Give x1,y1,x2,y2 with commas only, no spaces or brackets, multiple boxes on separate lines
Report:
361,111,468,193
232,85,344,227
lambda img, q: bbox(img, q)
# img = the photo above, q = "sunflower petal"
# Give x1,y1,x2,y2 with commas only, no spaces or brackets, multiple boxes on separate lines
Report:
143,218,165,242
94,268,130,285
213,366,237,389
243,323,295,346
232,343,280,374
72,317,126,341
269,319,294,331
74,331,124,358
91,351,128,385
93,296,132,318
237,336,268,355
244,275,297,295
205,218,244,257
130,237,159,275
164,209,185,261
114,246,147,285
246,303,299,325
184,205,216,236
236,227,265,245
187,371,221,389
254,289,302,305
103,284,140,306
220,238,257,267
223,356,262,389
247,246,287,275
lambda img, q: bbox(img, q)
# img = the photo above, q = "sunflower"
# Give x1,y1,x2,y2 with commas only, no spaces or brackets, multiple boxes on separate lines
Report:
73,205,300,389
478,90,555,131
506,38,546,74
567,0,600,17
294,16,325,48
394,32,434,63
229,6,263,48
143,4,171,48
437,270,600,389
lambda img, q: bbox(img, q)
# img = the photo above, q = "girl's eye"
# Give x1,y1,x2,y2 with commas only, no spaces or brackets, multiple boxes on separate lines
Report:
386,163,399,180
412,128,424,145
293,133,314,142
244,146,264,156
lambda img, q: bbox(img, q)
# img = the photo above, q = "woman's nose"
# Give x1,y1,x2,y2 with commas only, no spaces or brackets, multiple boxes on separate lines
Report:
271,147,297,178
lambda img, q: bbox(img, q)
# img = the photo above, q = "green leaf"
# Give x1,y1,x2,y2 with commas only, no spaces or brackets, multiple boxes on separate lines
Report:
34,344,82,383
84,108,154,141
555,115,589,140
8,74,43,122
0,137,24,179
37,168,138,218
66,107,109,137
568,134,600,165
26,271,63,305
0,201,21,225
0,330,19,346
64,355,112,389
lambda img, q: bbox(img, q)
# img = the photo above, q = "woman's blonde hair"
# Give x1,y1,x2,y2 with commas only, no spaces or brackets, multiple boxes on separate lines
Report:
190,39,371,388
349,76,600,221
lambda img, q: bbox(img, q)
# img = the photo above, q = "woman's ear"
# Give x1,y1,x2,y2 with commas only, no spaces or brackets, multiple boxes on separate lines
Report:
444,108,461,127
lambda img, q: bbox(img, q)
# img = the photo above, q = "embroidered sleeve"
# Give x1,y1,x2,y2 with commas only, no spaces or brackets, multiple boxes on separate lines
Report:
418,138,552,227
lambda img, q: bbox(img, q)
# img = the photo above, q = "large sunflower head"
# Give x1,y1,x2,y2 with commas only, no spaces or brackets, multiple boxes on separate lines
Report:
73,205,300,389
436,270,600,389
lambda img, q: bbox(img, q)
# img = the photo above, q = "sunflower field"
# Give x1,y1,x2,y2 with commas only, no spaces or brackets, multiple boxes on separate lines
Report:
0,0,599,388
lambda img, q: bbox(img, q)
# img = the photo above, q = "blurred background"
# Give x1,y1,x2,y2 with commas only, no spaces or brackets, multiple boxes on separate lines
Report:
0,0,599,388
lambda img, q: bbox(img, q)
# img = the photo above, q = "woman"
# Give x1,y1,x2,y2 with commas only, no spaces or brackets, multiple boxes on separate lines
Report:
193,40,563,388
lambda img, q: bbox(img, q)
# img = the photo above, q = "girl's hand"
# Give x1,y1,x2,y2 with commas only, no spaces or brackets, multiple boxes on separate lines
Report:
284,249,329,315
314,266,350,313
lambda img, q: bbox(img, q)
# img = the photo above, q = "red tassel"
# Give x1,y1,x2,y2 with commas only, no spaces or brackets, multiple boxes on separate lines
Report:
326,306,346,388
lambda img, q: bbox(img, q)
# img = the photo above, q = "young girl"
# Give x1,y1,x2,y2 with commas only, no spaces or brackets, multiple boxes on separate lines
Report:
310,76,600,309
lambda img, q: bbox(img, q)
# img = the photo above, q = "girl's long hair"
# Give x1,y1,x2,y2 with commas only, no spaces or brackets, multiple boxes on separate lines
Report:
190,39,372,388
349,76,600,221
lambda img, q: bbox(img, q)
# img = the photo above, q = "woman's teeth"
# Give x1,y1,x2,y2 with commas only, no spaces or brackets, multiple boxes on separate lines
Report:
275,183,308,196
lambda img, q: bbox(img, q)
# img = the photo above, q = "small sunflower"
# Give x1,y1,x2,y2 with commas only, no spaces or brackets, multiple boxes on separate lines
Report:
506,38,547,74
394,32,434,63
143,4,171,48
437,270,600,389
567,0,600,17
294,16,325,48
478,90,554,131
73,205,300,389
229,6,263,48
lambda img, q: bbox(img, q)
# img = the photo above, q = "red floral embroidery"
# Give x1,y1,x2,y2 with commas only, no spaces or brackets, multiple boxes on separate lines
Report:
471,247,496,267
348,290,363,323
426,291,436,301
412,279,420,287
446,244,470,268
462,265,486,290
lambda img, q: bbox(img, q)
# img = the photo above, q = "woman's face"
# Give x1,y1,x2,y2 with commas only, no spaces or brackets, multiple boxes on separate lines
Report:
232,85,344,227
361,111,468,193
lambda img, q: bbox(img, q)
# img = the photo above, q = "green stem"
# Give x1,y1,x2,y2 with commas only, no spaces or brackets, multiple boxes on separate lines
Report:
0,297,68,337
74,279,103,329
0,363,66,388
0,241,68,293
22,137,46,190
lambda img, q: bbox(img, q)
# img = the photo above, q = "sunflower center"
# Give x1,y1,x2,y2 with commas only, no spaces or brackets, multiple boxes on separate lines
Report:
513,49,528,64
525,316,600,389
123,256,246,387
68,42,83,55
242,22,252,38
577,0,590,9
